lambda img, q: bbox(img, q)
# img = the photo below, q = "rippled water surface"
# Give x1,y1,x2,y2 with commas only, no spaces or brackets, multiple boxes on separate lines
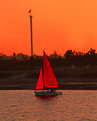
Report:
0,90,97,121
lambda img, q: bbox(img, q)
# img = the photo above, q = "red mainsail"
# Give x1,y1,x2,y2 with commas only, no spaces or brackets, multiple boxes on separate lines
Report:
35,52,59,89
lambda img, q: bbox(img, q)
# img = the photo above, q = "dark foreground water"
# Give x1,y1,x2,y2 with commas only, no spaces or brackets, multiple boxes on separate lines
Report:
0,90,97,121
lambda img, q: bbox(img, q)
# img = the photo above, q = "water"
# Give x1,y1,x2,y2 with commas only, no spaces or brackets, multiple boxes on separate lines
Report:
0,90,97,121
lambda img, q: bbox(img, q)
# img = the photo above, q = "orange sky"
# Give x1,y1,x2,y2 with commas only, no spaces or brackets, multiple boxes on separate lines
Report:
0,0,97,56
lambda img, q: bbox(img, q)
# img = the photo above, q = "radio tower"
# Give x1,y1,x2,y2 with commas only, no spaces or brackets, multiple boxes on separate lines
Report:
28,9,33,57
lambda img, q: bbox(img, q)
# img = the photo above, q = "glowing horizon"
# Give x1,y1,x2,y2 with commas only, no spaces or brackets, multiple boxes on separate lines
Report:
0,0,97,56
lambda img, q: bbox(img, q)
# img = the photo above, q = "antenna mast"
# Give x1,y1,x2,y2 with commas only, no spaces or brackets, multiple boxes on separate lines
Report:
28,9,33,57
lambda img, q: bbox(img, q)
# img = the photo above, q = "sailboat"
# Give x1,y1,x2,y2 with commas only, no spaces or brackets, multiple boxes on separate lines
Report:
35,51,62,96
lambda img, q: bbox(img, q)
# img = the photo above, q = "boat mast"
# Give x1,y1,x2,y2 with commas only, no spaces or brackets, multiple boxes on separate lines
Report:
42,51,45,89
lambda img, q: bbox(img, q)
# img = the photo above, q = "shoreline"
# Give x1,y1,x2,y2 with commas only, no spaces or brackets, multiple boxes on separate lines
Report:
0,78,97,90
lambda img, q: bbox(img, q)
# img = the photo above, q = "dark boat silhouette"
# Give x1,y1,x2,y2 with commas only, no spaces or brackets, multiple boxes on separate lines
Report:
35,51,62,96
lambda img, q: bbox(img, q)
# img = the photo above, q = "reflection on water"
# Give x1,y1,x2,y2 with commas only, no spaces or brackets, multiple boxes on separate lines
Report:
0,90,97,121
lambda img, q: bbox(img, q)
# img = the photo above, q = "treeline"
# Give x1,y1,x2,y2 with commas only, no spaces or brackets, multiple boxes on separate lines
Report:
64,48,97,66
0,48,97,70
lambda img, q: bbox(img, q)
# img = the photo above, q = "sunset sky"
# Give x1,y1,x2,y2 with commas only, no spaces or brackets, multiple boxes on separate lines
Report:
0,0,97,56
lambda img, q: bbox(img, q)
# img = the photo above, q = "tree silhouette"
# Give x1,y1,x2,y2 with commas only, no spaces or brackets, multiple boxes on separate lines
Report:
86,48,96,55
64,50,74,57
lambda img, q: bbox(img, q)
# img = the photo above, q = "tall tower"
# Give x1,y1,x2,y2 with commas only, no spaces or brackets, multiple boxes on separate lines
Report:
30,15,33,57
28,9,33,57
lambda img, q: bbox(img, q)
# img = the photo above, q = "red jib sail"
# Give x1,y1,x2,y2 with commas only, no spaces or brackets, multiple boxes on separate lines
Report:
36,52,59,89
36,67,44,89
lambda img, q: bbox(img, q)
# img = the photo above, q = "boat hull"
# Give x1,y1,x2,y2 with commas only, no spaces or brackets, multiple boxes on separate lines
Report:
35,91,62,96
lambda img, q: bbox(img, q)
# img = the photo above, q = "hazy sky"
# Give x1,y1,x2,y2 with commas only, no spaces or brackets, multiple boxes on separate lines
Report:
0,0,97,55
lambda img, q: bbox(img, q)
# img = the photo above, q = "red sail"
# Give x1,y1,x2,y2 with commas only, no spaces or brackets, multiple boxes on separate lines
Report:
35,52,59,89
43,53,59,88
36,67,44,89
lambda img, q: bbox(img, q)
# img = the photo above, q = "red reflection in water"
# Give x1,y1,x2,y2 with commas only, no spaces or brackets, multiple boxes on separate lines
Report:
35,95,57,99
